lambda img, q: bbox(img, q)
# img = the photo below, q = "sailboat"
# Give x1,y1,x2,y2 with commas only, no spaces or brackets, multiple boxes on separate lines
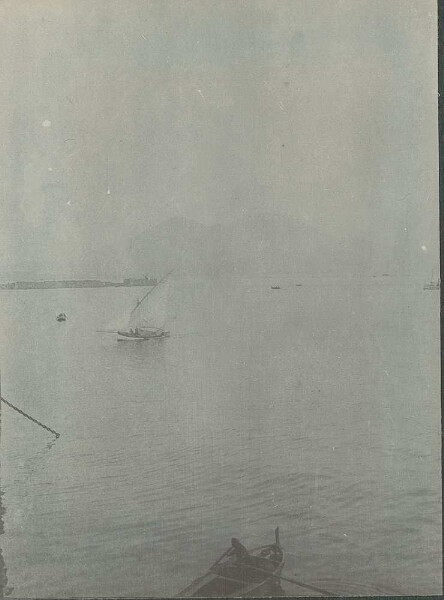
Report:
423,272,440,290
117,272,172,341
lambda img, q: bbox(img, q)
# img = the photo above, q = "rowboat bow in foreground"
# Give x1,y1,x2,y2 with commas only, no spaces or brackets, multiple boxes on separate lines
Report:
177,528,285,597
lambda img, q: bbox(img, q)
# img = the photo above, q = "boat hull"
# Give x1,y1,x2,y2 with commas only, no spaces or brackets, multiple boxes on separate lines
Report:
117,330,170,342
180,563,284,598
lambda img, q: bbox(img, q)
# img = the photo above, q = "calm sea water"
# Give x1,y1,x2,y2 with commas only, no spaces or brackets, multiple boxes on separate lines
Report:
0,277,441,597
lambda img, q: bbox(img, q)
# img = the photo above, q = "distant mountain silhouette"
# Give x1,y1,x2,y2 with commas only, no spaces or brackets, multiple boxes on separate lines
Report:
128,216,211,275
128,213,371,277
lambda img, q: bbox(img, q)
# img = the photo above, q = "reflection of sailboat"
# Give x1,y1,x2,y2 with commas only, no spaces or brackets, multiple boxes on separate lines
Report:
106,153,111,195
117,272,172,341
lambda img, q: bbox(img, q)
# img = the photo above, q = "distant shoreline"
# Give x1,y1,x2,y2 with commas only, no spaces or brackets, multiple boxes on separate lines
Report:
0,278,157,290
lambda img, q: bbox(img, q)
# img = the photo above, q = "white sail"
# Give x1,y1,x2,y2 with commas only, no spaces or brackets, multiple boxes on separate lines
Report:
127,278,170,331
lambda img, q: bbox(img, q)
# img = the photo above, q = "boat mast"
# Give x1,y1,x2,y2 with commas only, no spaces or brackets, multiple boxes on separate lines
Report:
129,269,173,318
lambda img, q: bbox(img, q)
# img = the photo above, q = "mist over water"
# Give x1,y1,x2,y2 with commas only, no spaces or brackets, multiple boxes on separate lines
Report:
0,2,439,596
0,276,440,597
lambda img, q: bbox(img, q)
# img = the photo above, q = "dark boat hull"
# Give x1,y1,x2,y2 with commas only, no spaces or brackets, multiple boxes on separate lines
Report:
180,563,284,597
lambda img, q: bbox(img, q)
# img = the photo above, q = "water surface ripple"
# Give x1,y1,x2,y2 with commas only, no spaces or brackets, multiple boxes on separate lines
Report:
0,277,441,597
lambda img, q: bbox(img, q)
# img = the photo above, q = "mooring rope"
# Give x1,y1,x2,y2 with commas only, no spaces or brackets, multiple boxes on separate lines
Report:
1,396,60,438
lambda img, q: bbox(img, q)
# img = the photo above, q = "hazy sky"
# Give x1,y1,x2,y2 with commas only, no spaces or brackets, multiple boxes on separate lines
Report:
0,0,438,279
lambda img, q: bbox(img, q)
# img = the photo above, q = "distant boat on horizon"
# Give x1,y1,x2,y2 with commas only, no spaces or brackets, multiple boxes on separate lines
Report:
271,285,280,290
56,312,67,322
117,271,172,341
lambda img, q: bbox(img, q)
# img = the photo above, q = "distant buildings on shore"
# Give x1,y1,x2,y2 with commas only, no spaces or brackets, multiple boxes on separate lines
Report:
122,277,157,286
0,276,157,290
